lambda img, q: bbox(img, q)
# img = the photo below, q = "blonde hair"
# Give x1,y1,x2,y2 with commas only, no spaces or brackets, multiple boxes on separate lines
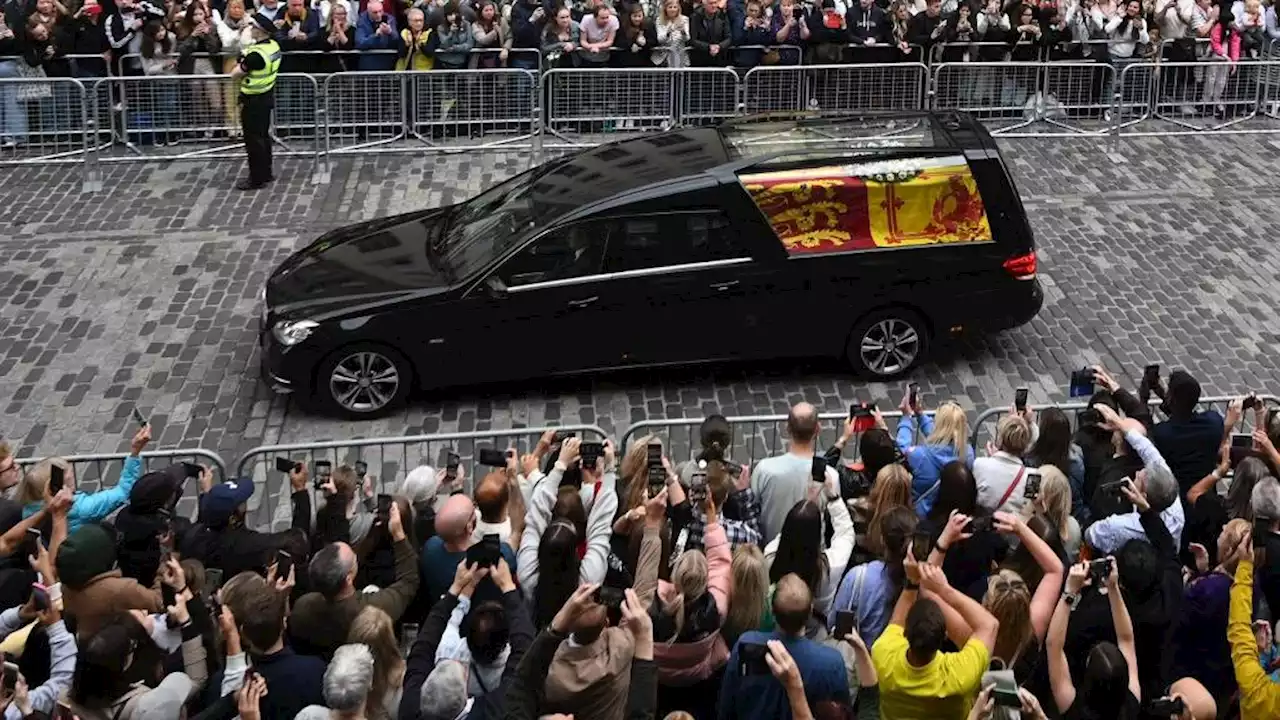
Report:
723,545,768,647
1221,518,1250,556
0,440,11,464
1035,465,1072,544
664,549,709,642
994,415,1033,456
926,402,970,460
984,569,1032,665
620,434,659,512
18,457,72,506
866,464,913,558
347,606,404,718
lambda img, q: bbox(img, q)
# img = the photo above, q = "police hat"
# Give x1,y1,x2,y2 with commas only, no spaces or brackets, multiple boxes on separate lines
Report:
249,12,276,35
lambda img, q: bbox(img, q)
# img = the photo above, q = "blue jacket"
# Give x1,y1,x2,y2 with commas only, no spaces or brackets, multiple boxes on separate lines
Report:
718,630,850,719
354,12,400,70
895,414,975,518
23,455,142,534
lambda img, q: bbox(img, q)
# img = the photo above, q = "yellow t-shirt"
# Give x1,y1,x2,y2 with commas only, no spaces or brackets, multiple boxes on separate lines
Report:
870,623,990,720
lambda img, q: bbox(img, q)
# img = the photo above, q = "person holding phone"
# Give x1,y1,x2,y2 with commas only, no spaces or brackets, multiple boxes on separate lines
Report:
115,462,211,587
974,413,1035,521
182,466,312,582
16,424,150,534
0,589,74,719
896,391,975,519
1227,528,1280,719
751,402,840,547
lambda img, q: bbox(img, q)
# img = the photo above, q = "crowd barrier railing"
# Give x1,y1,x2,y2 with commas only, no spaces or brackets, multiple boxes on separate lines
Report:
1115,60,1279,136
539,66,740,148
968,394,1280,450
0,77,94,180
741,62,929,114
618,412,914,471
929,60,1115,136
235,425,609,530
14,448,229,520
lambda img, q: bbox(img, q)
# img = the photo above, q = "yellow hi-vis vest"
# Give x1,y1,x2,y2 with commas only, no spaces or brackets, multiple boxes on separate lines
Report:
241,39,281,95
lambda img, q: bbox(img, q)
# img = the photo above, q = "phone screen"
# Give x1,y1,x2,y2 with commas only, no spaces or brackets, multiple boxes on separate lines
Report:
315,461,331,479
911,530,931,560
274,551,293,581
377,493,393,519
908,382,919,407
48,465,64,495
31,584,49,612
2,662,17,693
24,528,41,558
1023,471,1041,499
354,461,368,478
834,609,856,638
1015,387,1028,411
1143,363,1160,386
810,456,827,483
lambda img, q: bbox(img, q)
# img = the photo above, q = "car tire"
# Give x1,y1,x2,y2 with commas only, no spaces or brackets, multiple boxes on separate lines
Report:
847,308,929,379
314,343,414,419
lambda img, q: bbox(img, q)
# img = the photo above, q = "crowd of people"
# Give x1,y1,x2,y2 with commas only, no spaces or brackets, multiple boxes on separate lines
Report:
0,365,1274,718
0,0,1276,145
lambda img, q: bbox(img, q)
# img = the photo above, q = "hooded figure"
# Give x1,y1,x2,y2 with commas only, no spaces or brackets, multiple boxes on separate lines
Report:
114,464,189,587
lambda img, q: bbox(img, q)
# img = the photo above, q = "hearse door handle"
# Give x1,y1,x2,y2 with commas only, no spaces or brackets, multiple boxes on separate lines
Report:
567,296,599,309
709,280,739,291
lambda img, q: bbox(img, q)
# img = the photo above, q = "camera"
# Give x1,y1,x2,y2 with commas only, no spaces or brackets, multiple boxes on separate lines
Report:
1068,367,1096,398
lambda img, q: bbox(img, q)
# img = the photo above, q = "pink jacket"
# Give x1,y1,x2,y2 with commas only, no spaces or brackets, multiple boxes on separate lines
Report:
1211,24,1240,61
653,522,733,685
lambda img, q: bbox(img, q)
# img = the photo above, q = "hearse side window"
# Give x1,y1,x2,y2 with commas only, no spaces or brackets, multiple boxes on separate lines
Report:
602,212,744,273
496,222,609,288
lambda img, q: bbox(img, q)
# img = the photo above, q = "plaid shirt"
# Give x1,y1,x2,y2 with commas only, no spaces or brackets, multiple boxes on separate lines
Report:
685,487,762,551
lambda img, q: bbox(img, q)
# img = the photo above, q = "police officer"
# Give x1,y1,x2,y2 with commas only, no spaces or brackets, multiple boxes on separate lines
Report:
230,13,281,191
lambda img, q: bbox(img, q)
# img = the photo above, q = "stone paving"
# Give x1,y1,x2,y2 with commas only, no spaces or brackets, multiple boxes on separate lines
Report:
2,135,1279,487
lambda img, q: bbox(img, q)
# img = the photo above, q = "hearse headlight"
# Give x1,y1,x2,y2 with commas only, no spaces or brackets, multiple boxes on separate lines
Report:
273,319,319,347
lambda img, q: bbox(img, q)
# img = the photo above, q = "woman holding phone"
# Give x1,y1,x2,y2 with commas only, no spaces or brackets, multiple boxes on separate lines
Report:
17,424,151,534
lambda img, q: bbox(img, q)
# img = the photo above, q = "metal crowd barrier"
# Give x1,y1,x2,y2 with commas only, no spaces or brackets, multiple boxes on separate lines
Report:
14,449,229,520
1116,60,1279,136
968,395,1280,450
618,411,911,471
236,425,609,530
930,60,1114,136
742,62,928,113
540,66,739,148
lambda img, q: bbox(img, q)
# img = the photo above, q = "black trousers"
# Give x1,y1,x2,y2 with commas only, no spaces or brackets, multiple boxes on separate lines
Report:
239,90,274,184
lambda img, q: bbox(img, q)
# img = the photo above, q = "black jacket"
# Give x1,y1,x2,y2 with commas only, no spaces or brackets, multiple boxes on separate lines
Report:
179,490,311,581
611,21,655,67
847,3,888,43
115,507,192,588
397,586,535,720
689,7,731,60
509,0,547,49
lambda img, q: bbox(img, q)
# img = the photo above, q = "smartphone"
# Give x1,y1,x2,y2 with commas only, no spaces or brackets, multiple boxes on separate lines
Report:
738,642,771,676
552,431,575,442
1014,387,1028,412
181,461,203,478
354,460,368,479
275,456,298,474
851,403,875,433
992,686,1022,708
911,530,932,560
722,460,743,478
48,464,64,495
592,585,624,608
1243,394,1259,411
24,528,41,559
377,493,393,521
466,534,501,568
579,442,604,469
2,661,17,694
205,567,224,593
908,382,919,408
688,470,707,504
1068,367,1096,398
1099,478,1129,497
1143,363,1160,388
274,550,293,581
445,452,460,481
646,442,665,498
31,583,49,612
1146,696,1185,716
1023,470,1041,499
162,582,176,607
1089,557,1113,587
1233,433,1255,449
1255,517,1271,548
314,460,332,490
966,515,993,534
477,448,507,468
833,609,856,639
131,406,148,427
811,456,827,484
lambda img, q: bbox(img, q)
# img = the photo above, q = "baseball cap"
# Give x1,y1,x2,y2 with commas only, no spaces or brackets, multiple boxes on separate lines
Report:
200,478,255,525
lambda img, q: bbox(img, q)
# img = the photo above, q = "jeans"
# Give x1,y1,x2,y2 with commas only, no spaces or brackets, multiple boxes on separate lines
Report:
0,60,29,142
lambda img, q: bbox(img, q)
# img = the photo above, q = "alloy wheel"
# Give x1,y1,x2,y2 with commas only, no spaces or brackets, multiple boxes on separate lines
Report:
859,318,921,376
328,350,401,414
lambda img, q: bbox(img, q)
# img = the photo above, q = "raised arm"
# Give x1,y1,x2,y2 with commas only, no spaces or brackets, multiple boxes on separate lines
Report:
73,426,149,523
996,511,1063,641
1228,537,1280,718
580,477,617,585
1103,559,1142,702
919,563,998,654
1047,563,1086,713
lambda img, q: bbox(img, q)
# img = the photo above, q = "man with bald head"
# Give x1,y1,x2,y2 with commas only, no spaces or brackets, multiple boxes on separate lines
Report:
719,573,850,717
289,501,420,659
420,492,518,609
751,401,841,545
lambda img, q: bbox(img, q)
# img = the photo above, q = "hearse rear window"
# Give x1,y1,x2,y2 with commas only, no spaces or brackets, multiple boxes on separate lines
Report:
738,156,993,257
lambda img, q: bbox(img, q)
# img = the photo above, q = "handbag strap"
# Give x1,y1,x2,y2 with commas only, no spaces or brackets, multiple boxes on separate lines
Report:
996,466,1026,510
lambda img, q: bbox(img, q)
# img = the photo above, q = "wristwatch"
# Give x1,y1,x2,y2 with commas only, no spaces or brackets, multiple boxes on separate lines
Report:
1061,590,1081,610
904,580,920,591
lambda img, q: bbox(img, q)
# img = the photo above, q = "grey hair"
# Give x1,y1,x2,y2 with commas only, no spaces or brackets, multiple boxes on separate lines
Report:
1252,477,1280,520
323,644,375,712
309,543,355,600
1144,463,1178,513
401,465,440,505
420,660,468,720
